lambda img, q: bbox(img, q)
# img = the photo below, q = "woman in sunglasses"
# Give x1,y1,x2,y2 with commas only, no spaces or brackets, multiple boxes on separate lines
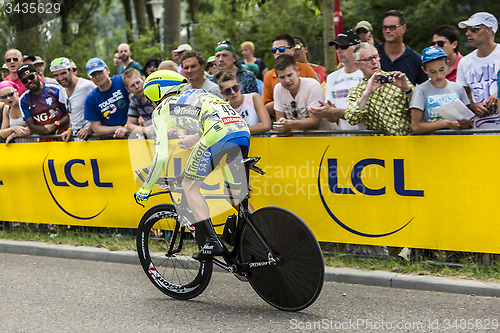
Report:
217,71,271,134
293,36,326,83
0,81,30,145
142,56,160,77
431,25,463,82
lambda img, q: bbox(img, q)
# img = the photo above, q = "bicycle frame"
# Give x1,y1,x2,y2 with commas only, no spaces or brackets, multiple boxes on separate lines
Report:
139,157,279,275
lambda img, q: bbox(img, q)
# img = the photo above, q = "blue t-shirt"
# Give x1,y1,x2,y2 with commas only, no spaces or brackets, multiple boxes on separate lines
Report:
84,75,129,126
20,82,68,125
376,43,428,85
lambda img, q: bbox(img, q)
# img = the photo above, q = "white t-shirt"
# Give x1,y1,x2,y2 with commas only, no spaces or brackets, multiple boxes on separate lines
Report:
234,93,260,127
274,77,331,130
325,67,366,130
456,44,500,129
67,78,96,131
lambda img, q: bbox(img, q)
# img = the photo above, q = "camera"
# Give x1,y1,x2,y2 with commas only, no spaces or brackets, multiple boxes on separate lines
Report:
378,74,394,84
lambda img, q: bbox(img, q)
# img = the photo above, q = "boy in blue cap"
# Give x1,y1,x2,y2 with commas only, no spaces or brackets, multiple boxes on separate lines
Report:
410,46,471,134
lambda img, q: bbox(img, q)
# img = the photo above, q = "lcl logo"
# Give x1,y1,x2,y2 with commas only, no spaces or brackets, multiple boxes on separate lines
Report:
328,158,424,197
48,159,113,188
318,147,423,237
43,155,113,220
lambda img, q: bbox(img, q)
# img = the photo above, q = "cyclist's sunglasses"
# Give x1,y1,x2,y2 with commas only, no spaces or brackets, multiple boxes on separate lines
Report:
222,84,240,96
430,41,445,48
20,73,36,84
5,57,19,63
0,91,15,99
271,46,291,54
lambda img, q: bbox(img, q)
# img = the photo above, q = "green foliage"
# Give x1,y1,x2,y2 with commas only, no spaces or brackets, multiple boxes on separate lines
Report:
192,0,324,67
342,0,500,56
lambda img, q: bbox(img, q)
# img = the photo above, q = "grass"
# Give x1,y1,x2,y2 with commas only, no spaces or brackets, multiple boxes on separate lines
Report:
323,254,500,283
1,224,499,283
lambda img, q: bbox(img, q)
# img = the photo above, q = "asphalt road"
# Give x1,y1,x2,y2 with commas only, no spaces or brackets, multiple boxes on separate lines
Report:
1,253,499,333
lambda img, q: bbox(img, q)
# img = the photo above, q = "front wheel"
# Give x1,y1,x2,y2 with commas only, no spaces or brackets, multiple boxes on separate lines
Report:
239,207,324,311
136,204,212,300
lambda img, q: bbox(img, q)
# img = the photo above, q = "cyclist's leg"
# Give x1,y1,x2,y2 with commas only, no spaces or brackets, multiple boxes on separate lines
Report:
222,144,254,212
182,136,227,261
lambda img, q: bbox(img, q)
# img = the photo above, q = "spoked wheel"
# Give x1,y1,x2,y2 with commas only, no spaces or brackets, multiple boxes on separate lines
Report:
136,204,212,300
239,207,324,311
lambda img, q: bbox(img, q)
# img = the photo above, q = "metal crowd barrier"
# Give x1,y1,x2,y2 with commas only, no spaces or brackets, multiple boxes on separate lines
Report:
3,127,500,143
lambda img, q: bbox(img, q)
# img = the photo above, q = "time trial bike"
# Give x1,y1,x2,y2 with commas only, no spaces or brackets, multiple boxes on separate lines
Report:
135,156,324,311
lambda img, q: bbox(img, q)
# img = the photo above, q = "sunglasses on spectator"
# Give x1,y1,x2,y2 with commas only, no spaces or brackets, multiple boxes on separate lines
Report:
356,28,369,34
294,44,303,50
208,63,217,68
357,54,380,63
20,73,36,84
271,46,292,54
430,41,445,48
5,57,19,63
335,44,352,50
71,67,77,72
222,84,240,96
466,25,486,33
382,25,401,31
147,63,158,69
0,91,15,99
291,101,298,118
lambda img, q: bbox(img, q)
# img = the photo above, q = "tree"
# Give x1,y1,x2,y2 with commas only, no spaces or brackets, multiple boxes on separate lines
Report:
163,0,181,50
120,0,134,43
322,0,336,74
133,0,148,36
193,0,324,68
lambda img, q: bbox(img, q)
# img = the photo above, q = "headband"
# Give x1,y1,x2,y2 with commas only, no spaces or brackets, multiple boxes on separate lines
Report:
0,80,19,91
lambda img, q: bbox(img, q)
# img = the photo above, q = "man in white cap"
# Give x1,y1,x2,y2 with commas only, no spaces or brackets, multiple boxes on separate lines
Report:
50,57,96,141
456,12,500,129
34,56,58,84
172,44,192,74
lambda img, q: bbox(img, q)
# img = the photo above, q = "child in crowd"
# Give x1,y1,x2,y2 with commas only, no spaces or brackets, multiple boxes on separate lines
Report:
410,46,471,134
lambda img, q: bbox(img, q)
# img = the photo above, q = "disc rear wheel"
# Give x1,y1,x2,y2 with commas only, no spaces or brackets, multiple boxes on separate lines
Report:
239,207,324,311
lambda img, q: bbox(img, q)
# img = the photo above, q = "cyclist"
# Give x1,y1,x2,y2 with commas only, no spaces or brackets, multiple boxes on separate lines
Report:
134,70,250,261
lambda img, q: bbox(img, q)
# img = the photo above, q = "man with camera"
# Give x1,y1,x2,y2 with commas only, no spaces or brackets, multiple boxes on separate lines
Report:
312,42,413,136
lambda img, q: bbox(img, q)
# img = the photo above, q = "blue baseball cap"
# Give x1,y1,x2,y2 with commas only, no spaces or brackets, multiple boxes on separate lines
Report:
86,58,108,77
421,46,447,64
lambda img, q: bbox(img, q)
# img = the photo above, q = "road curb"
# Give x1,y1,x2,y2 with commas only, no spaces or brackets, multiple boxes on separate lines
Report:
2,239,500,297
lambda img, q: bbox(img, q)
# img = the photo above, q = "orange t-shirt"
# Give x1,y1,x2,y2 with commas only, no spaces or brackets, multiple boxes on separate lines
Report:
262,62,319,105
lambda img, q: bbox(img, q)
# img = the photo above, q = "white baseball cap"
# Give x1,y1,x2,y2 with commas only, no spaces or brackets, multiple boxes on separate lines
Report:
459,12,498,33
173,44,192,53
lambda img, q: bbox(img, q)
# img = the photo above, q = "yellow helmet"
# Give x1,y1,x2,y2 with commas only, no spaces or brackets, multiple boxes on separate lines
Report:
143,70,188,102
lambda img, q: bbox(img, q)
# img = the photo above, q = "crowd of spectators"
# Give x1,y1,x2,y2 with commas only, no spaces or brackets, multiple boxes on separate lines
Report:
0,9,498,143
1,10,499,261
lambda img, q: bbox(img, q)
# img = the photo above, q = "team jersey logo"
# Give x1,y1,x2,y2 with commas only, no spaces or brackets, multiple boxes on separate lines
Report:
45,97,53,106
169,104,201,118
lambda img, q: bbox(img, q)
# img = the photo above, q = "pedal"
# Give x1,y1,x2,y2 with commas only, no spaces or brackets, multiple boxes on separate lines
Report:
221,214,237,246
